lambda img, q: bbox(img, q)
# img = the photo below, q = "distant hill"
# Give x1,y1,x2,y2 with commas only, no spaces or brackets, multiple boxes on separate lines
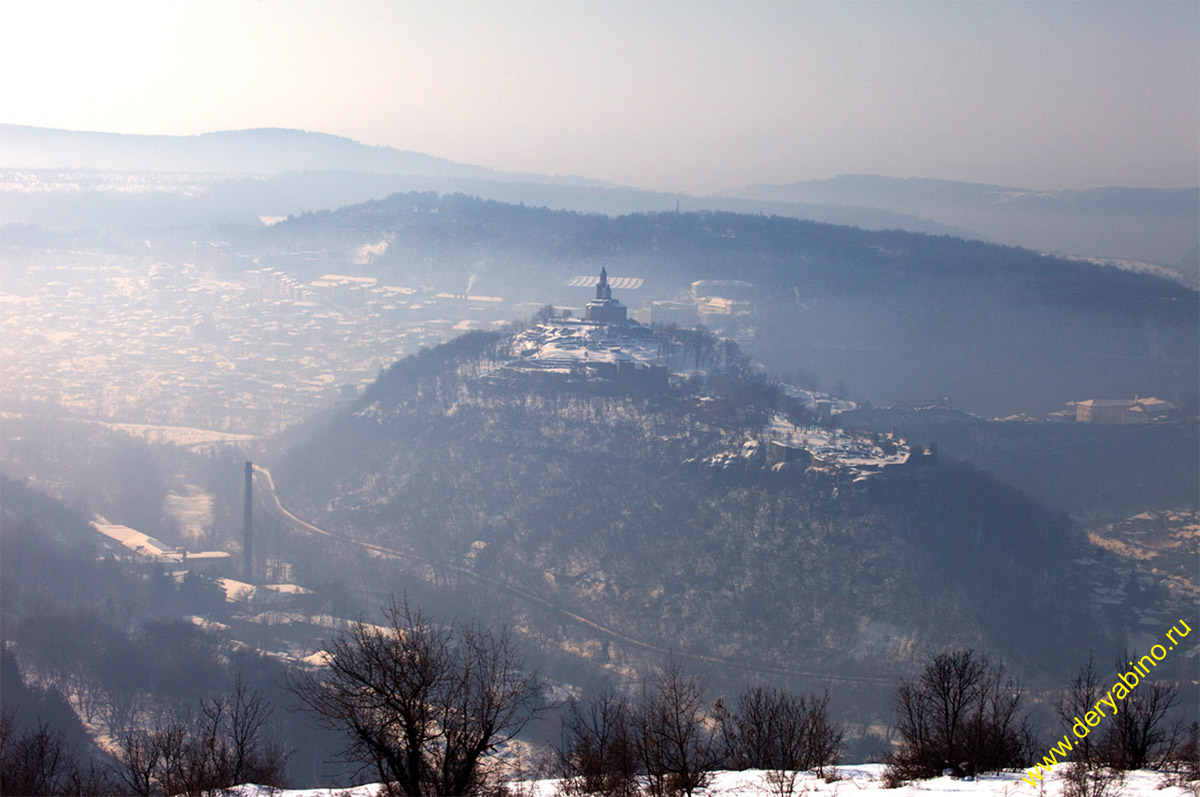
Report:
0,124,515,180
0,125,971,237
256,191,1197,417
728,175,1200,273
5,126,1195,267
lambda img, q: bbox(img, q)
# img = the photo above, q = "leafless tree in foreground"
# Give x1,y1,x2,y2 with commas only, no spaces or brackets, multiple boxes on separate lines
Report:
718,685,842,775
716,684,843,796
1056,653,1105,766
633,658,721,797
1099,650,1182,771
556,688,639,797
110,678,287,796
290,595,545,796
889,649,1031,780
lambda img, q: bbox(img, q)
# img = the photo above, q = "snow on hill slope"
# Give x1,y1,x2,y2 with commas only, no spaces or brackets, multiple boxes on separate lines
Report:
503,318,912,479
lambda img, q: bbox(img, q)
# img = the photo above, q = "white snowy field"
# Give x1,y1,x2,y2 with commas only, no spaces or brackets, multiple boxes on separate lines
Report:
226,764,1197,797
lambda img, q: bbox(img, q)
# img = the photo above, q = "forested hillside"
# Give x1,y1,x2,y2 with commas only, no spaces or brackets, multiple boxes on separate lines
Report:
273,327,1095,681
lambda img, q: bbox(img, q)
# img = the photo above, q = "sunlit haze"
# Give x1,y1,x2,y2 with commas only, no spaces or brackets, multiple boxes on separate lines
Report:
3,0,1197,193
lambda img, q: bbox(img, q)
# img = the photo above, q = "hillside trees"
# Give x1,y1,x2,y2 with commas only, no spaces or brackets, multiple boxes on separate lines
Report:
0,709,117,796
289,595,545,796
0,488,344,786
278,328,1093,677
269,315,1103,685
0,647,114,796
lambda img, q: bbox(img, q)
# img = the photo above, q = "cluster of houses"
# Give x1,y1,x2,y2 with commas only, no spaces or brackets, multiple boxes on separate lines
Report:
640,279,756,332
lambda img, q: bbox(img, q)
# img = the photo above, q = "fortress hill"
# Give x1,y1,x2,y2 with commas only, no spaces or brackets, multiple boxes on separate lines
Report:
483,269,916,483
491,268,666,389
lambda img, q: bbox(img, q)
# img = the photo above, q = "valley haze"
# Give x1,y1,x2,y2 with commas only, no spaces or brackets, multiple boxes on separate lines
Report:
1,1,1197,793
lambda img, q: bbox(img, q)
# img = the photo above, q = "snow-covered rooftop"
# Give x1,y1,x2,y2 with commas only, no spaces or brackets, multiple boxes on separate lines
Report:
93,515,231,566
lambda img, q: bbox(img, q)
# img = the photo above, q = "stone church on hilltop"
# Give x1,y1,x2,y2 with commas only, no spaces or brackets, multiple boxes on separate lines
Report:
585,267,628,324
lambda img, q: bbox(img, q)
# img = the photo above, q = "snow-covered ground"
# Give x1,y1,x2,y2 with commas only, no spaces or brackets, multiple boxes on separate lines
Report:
777,383,856,415
98,420,256,448
765,414,910,471
509,318,665,373
509,320,908,479
225,764,1197,797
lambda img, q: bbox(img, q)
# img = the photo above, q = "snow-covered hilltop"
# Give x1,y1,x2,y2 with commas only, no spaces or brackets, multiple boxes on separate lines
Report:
497,283,916,483
508,316,665,375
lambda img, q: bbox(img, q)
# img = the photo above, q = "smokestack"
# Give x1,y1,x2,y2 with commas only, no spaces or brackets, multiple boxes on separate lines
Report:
243,461,254,582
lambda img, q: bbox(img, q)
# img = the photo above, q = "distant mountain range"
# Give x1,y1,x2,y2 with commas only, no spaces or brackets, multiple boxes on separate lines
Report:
0,124,586,184
0,125,970,238
2,124,1196,273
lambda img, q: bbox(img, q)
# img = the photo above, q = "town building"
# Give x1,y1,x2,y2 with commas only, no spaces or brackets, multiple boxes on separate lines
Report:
1068,396,1178,424
92,517,231,572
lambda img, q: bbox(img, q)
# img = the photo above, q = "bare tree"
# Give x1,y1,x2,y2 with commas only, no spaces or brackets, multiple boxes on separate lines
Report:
890,649,1028,779
109,683,287,796
93,636,144,739
222,676,287,787
634,658,721,797
719,686,842,776
556,688,638,797
1099,652,1182,771
0,708,117,796
290,595,544,796
1056,654,1104,766
0,710,71,796
1061,760,1125,797
111,727,162,797
1158,721,1199,790
963,658,1031,773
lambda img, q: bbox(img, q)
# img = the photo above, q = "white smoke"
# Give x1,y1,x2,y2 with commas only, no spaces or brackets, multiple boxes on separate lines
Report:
354,239,389,265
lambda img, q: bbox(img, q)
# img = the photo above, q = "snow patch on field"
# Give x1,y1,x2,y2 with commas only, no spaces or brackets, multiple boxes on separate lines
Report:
224,764,1197,797
99,420,255,448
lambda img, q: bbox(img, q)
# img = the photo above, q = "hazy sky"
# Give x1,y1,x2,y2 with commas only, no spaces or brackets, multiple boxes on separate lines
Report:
3,1,1197,194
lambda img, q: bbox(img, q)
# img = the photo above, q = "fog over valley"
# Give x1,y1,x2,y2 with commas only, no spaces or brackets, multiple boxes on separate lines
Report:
1,3,1197,794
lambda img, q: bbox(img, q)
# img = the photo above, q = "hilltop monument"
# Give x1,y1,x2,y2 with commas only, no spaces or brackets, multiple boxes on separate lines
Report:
585,267,627,324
